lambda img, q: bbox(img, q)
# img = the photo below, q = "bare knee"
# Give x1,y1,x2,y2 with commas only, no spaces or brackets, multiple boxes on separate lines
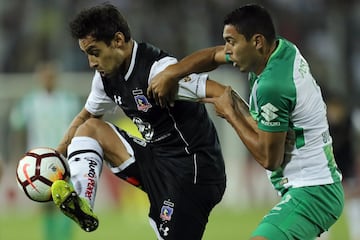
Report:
76,118,105,139
75,118,130,166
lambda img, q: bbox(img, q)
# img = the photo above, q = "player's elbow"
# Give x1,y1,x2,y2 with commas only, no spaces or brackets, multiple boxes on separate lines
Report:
259,157,282,171
263,162,279,171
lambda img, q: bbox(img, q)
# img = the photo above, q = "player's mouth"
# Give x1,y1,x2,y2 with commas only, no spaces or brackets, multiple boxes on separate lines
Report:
227,55,238,67
230,59,238,67
231,58,241,68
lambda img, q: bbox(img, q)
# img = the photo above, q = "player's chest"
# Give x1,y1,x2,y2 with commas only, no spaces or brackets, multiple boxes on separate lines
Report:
104,77,154,113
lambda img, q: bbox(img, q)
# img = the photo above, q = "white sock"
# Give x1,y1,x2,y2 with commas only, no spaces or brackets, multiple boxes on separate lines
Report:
67,136,103,209
317,231,329,240
346,198,360,240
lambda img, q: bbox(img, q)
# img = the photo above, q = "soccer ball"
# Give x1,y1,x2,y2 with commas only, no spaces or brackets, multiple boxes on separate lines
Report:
16,147,70,202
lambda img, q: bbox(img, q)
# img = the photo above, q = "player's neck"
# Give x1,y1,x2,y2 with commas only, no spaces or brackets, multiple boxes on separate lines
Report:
256,40,278,75
119,39,134,75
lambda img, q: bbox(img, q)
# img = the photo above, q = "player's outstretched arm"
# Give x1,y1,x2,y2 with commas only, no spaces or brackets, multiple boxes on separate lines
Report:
147,45,227,107
56,108,101,157
175,45,228,75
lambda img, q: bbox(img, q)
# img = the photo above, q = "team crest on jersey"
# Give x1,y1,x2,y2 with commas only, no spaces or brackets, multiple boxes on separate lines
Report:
183,76,191,82
133,89,152,112
160,206,173,221
160,199,174,221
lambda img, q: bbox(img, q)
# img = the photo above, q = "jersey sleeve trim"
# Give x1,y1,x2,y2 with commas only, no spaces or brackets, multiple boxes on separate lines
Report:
85,71,117,116
177,73,207,101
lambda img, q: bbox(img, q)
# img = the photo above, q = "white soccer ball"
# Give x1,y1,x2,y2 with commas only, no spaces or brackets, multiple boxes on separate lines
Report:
16,147,70,202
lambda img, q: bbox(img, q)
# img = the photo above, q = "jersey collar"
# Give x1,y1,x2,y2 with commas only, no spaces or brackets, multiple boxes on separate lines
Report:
125,40,138,81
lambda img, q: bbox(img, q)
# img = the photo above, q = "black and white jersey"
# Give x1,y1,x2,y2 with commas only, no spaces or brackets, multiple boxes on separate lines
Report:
85,41,225,184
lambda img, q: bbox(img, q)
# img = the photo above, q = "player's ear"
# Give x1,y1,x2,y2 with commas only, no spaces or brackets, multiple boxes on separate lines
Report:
113,32,125,47
253,34,264,50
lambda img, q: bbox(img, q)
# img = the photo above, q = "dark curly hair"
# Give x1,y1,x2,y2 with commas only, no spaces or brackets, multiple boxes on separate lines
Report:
224,4,275,43
69,3,131,45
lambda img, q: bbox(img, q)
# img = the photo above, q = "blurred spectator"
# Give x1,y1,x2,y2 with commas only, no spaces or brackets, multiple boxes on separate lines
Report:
0,156,3,182
9,61,82,240
326,94,360,240
0,1,27,72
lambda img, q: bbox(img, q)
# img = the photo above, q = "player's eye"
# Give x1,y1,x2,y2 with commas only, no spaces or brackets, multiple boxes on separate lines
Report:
86,49,100,57
224,38,235,47
90,51,100,57
228,40,235,46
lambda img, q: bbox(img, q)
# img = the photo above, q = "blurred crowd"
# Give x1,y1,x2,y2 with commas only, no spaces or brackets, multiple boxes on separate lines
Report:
0,0,359,95
2,0,360,129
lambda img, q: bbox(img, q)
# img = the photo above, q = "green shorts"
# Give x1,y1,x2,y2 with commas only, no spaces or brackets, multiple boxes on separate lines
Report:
251,182,344,240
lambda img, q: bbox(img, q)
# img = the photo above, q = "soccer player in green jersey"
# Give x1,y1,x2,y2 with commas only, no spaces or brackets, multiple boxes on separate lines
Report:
10,61,80,240
147,4,344,240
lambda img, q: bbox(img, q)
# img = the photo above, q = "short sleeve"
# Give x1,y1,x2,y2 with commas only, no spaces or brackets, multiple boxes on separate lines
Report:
149,56,208,101
85,71,117,116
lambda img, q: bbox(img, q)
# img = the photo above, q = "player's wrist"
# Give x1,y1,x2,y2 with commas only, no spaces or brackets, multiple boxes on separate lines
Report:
165,63,188,81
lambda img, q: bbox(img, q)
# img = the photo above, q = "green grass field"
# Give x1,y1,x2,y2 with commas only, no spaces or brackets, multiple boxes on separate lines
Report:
0,204,349,239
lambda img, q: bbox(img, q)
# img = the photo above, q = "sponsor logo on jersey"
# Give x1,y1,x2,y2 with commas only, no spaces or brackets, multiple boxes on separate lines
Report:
133,117,154,141
260,103,280,126
132,89,152,112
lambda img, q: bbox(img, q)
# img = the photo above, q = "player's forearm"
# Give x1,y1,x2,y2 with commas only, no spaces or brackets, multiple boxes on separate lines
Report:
205,79,226,98
225,93,273,169
225,95,257,141
227,113,263,164
228,107,284,171
169,46,225,79
56,108,92,157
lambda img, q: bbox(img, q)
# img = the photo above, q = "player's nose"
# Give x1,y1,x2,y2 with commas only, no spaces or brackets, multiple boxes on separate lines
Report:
88,56,98,69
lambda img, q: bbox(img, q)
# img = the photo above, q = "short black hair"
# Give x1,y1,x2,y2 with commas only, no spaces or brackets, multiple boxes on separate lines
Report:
69,3,131,45
224,4,275,43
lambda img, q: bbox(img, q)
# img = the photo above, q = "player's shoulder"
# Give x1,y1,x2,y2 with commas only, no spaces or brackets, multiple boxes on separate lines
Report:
137,42,172,60
259,38,298,92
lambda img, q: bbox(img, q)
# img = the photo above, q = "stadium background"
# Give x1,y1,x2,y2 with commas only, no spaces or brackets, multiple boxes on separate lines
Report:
0,0,359,239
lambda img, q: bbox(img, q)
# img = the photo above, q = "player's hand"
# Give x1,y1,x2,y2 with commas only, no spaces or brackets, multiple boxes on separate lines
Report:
201,86,234,119
147,70,179,108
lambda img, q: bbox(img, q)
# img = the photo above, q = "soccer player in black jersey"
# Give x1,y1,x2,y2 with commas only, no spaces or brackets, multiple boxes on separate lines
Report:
50,3,226,240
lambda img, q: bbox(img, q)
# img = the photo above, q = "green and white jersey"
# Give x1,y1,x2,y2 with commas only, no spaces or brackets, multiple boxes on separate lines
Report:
10,90,81,149
248,37,342,195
